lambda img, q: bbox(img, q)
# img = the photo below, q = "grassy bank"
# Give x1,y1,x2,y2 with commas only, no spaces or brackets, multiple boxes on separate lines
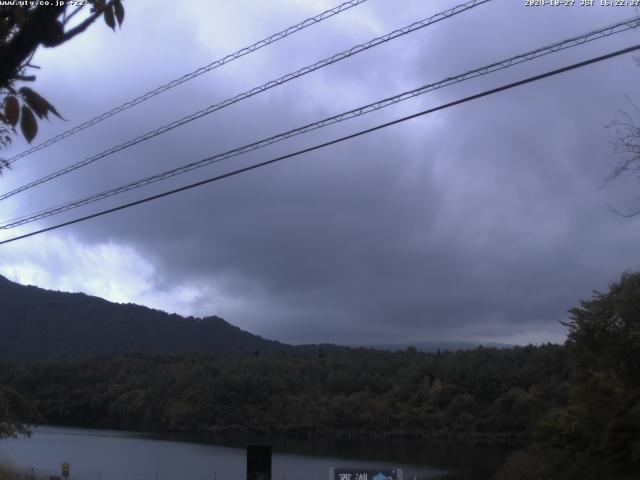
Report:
0,462,41,480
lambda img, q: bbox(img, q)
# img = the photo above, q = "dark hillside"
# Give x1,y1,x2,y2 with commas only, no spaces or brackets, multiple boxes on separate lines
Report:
0,275,294,360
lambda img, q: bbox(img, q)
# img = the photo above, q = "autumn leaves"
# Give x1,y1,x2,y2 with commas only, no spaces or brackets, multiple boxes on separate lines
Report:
2,87,63,144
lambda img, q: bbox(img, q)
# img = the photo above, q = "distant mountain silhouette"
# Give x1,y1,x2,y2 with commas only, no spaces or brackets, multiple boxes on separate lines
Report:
356,340,513,352
0,274,301,360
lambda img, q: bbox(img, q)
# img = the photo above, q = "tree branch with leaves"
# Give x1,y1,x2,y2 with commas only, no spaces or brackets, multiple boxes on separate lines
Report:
0,0,124,172
0,385,38,438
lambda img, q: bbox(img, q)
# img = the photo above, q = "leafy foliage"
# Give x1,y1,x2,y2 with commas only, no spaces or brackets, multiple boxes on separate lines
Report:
0,385,36,439
0,0,124,162
565,271,640,390
0,345,567,440
2,270,639,479
497,271,640,479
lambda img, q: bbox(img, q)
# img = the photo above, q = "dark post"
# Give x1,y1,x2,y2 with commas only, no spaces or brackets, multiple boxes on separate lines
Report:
246,445,271,480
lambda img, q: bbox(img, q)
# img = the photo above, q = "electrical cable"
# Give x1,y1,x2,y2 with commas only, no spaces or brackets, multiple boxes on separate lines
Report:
0,0,491,202
4,0,371,165
2,43,638,246
2,15,638,230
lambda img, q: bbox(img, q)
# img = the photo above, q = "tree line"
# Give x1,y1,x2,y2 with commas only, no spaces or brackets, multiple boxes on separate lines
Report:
1,271,639,479
0,344,568,439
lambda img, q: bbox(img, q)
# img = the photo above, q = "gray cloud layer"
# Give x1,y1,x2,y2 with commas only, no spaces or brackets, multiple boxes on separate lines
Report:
1,0,639,344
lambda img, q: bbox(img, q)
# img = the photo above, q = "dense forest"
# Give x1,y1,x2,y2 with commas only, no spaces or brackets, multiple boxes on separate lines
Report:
1,272,639,479
0,345,567,439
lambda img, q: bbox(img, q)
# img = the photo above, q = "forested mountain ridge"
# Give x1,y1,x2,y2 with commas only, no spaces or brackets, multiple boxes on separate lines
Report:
0,274,297,359
0,345,569,438
2,271,640,478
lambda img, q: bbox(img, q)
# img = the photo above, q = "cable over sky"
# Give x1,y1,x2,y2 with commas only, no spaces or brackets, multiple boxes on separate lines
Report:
1,14,637,230
2,43,638,246
4,0,371,166
0,0,492,203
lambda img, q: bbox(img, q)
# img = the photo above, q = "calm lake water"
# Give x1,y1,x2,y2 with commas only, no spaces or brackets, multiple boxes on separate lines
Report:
0,426,512,480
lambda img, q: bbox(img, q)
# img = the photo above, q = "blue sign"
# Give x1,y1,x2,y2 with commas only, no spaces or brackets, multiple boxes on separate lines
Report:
330,468,402,480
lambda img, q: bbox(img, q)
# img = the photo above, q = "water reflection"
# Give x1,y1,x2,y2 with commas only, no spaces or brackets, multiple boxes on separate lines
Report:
0,427,513,480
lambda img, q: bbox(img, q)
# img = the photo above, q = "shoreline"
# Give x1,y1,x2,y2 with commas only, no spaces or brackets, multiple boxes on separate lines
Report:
18,422,525,445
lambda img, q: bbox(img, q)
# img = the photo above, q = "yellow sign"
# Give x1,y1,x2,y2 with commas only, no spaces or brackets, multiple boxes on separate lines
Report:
61,463,70,478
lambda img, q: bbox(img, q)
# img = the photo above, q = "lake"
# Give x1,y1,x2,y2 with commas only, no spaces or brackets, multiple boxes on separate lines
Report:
0,426,512,480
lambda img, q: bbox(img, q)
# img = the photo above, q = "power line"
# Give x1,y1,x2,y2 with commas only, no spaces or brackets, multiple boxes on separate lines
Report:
2,15,638,230
4,0,371,166
0,0,491,202
2,43,638,247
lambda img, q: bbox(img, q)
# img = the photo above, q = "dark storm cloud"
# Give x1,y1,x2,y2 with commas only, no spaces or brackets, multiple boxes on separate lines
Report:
2,0,640,344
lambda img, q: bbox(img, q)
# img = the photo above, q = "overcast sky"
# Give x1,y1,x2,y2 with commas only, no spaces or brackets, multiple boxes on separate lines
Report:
1,0,639,345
